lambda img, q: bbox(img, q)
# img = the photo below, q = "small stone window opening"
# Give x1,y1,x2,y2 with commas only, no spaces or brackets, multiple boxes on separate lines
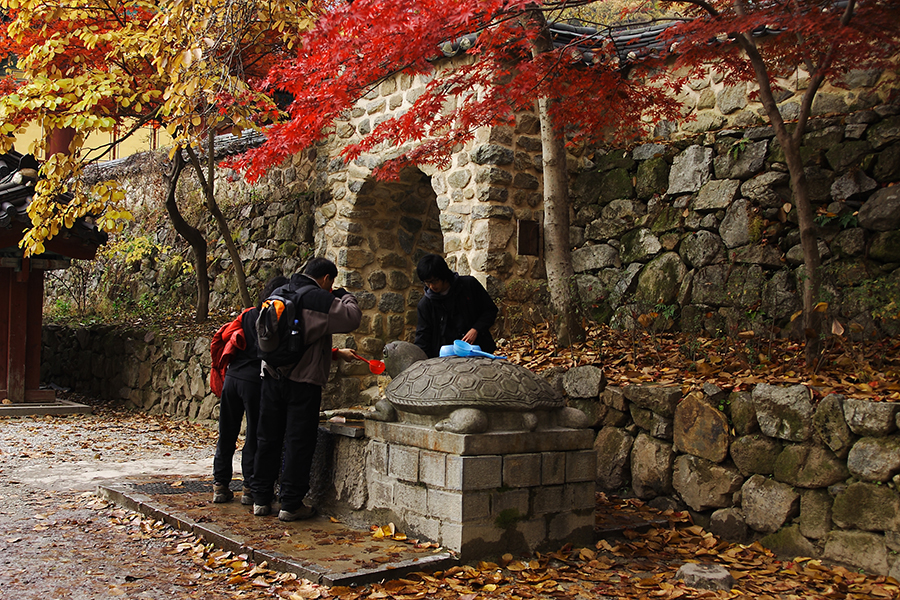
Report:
517,219,540,256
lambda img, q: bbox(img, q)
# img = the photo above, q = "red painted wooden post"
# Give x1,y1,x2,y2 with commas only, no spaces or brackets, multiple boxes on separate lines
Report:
7,266,28,403
0,268,9,400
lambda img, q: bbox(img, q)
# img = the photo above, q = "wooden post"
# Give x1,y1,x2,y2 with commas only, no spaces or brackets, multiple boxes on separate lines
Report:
0,268,9,400
6,265,27,402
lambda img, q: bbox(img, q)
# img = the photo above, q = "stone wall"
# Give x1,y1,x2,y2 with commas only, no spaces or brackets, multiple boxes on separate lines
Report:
301,62,899,346
568,107,900,338
44,58,900,352
559,366,900,578
664,67,889,138
40,324,376,418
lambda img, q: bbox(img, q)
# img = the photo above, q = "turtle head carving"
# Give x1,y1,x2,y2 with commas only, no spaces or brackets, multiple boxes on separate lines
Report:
383,340,428,378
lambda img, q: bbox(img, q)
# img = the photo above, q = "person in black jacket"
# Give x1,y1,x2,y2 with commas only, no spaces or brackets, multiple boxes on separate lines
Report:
251,257,362,522
414,254,499,358
212,276,288,505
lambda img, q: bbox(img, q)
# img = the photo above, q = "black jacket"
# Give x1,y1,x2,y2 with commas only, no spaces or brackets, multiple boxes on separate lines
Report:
226,308,262,382
414,274,499,358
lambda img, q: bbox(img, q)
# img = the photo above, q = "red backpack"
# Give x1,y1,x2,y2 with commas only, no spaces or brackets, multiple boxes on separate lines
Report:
209,308,253,397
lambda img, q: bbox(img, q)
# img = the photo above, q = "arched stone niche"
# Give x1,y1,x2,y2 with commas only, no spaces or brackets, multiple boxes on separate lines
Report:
316,166,442,355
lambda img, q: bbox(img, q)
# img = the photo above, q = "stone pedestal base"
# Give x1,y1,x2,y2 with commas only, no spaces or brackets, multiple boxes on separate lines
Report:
364,421,596,559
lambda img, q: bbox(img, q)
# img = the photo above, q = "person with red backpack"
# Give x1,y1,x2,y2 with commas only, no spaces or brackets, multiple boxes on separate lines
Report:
210,276,288,505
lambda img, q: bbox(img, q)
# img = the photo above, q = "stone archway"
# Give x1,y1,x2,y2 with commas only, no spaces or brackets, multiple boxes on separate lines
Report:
337,166,442,356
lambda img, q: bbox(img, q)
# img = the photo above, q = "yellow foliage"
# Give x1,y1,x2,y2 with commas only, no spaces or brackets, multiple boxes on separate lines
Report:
2,0,320,255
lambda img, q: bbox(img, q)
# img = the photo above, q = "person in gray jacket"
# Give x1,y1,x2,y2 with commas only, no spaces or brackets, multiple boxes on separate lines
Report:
250,257,361,521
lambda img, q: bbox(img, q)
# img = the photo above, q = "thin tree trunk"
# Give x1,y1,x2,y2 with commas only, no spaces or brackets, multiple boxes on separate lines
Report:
163,151,209,322
537,96,583,347
186,135,252,308
782,135,823,364
529,8,584,347
730,0,832,369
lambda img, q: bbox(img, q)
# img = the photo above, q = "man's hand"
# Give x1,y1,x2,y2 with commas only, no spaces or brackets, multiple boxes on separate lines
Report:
462,328,478,344
334,348,356,362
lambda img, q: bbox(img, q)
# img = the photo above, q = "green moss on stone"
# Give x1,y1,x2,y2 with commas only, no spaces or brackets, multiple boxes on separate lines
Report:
280,241,298,256
495,508,523,530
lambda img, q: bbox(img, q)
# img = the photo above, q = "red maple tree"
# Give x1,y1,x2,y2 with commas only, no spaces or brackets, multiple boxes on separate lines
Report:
664,0,900,367
235,0,682,346
235,0,899,355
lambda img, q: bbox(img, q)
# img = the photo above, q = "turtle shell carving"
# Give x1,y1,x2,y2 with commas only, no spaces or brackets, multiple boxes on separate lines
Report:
385,357,563,415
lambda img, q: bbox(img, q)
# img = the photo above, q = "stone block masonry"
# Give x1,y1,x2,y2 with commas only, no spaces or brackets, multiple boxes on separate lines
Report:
364,421,596,559
43,64,900,414
589,382,900,578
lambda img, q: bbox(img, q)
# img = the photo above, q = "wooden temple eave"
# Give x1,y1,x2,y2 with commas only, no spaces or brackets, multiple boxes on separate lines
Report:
0,146,100,413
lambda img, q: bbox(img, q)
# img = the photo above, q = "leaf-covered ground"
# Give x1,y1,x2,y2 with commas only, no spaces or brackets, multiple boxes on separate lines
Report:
497,322,900,403
1,394,898,599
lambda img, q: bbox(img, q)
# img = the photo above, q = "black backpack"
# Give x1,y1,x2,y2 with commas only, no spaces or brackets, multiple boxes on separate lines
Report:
256,283,313,370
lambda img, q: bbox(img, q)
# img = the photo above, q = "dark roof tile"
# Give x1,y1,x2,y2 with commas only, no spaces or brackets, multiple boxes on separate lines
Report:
1,149,107,255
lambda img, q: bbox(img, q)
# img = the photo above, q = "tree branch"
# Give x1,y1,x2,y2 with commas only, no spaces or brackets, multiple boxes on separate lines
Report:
664,0,719,17
791,0,855,146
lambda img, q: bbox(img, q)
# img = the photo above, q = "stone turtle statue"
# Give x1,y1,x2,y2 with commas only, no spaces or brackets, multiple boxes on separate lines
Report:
372,342,588,434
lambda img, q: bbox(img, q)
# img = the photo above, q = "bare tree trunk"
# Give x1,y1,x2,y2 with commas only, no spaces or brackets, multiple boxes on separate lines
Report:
163,151,209,323
529,8,584,347
781,135,823,364
536,97,583,347
736,49,823,365
186,135,253,308
727,0,847,369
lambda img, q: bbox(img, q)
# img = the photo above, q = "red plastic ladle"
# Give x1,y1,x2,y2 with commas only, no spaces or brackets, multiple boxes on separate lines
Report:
351,351,385,374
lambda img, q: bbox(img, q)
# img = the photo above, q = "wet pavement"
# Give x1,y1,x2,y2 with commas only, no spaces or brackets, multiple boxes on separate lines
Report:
98,478,457,586
0,403,461,597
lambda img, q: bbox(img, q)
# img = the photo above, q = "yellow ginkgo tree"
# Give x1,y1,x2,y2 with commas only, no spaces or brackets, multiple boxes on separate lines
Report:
0,0,319,321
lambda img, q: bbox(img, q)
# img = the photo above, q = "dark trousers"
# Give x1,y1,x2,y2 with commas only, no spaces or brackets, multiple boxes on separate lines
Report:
251,376,321,512
213,375,261,486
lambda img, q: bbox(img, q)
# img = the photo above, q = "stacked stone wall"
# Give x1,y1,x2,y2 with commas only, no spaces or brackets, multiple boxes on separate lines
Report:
569,105,900,338
40,323,371,419
560,366,900,577
664,67,889,139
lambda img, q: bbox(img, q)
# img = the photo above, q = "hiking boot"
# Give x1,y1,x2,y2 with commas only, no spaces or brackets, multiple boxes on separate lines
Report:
253,503,271,516
240,486,253,506
212,482,234,503
278,505,317,522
